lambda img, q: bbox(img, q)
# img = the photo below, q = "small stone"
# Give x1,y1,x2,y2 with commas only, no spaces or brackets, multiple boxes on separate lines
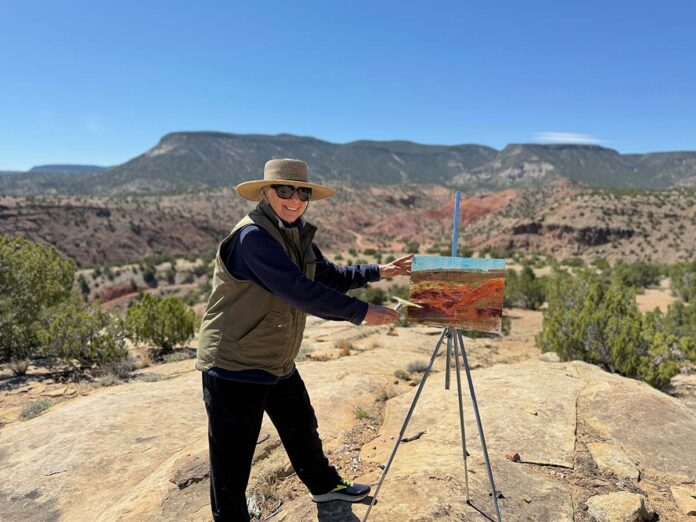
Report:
522,495,532,503
585,492,652,522
671,485,696,516
505,451,520,462
65,388,77,396
539,352,560,363
169,453,209,489
525,407,538,416
393,380,399,385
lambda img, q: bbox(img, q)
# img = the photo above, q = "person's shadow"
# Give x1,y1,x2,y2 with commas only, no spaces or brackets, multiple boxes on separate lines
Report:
315,496,374,521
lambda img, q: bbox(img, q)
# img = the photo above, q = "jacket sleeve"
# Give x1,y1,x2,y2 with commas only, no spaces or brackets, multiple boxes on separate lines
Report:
311,244,382,293
232,226,370,325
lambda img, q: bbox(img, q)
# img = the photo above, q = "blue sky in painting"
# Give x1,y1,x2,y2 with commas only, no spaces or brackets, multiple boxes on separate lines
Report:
412,256,506,272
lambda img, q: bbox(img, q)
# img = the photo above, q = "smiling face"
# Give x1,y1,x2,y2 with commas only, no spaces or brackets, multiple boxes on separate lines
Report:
263,185,309,224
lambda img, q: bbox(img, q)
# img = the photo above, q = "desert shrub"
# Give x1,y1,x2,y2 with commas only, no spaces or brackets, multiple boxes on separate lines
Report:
537,270,687,388
670,261,696,303
405,241,420,254
560,257,585,268
387,284,409,301
163,350,195,363
165,266,176,285
192,263,209,278
363,248,377,256
37,300,128,366
0,235,75,361
77,274,90,299
142,264,158,288
9,358,30,376
394,368,411,380
348,286,386,305
407,360,429,373
21,398,52,420
335,339,353,357
504,266,546,310
376,385,397,402
125,294,198,356
660,301,696,340
591,258,611,271
103,356,138,378
354,407,372,420
612,261,663,289
501,315,512,336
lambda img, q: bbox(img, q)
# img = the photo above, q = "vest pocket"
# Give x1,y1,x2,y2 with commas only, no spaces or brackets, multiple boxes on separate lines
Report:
232,311,292,364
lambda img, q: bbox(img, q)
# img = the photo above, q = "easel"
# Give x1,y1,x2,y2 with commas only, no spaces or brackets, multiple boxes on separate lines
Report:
362,191,502,522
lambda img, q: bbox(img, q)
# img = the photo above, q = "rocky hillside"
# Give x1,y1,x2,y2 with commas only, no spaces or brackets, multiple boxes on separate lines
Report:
29,165,108,174
2,132,696,195
2,181,695,266
1,313,694,521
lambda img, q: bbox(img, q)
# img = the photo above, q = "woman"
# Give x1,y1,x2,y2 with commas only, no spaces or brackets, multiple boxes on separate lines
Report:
196,158,412,521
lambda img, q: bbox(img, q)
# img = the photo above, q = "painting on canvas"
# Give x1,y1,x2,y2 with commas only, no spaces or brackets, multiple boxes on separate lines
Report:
408,256,506,333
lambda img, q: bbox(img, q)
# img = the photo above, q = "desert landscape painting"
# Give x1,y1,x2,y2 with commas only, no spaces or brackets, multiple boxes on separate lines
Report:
408,256,506,333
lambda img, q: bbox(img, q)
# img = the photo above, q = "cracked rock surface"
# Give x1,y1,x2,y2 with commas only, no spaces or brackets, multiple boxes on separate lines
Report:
1,311,694,521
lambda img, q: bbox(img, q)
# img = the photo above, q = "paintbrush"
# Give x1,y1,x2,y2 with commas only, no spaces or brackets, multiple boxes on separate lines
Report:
391,296,423,312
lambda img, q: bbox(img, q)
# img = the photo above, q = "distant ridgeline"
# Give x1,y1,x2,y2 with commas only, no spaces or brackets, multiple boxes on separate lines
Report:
1,132,696,195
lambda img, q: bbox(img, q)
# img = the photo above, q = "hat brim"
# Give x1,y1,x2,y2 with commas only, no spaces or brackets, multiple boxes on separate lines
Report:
235,180,336,201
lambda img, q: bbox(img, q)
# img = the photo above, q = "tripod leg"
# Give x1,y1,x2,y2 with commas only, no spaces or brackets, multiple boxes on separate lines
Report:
455,329,502,522
445,328,452,390
452,330,471,503
362,329,447,522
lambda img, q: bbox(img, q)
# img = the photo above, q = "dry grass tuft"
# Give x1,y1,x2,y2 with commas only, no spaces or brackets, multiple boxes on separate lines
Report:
335,339,354,357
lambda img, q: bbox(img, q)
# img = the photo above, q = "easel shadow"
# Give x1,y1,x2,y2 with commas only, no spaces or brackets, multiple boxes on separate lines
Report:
465,500,497,522
315,496,374,521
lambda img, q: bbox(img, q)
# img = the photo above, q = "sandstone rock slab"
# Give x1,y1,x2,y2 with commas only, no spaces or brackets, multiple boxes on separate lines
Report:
585,492,652,522
587,443,640,481
671,484,696,516
577,371,696,482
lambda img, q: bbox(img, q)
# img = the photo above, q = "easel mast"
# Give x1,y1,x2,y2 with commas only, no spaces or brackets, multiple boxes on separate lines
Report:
362,191,503,522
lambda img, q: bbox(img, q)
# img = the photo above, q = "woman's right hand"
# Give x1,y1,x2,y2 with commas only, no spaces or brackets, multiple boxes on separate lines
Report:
363,304,399,325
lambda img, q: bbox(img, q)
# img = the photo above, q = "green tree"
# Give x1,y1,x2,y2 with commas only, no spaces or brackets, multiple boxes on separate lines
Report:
612,261,663,289
77,274,90,299
348,286,386,305
670,261,696,302
37,299,127,366
142,264,158,288
504,266,545,310
125,294,197,355
0,236,75,361
537,270,685,388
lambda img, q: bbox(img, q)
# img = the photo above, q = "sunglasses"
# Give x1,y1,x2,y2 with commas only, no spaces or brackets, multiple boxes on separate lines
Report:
271,184,312,202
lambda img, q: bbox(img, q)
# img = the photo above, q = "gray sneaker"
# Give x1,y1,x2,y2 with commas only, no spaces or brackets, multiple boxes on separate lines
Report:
310,477,370,503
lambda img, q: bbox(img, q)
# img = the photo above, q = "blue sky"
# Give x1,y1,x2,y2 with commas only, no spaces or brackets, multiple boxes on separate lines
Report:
1,1,694,170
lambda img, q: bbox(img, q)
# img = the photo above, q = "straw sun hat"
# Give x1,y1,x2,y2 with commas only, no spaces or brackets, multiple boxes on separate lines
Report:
235,159,335,201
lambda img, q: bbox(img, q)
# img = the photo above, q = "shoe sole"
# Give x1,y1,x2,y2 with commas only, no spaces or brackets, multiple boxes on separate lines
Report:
310,491,369,503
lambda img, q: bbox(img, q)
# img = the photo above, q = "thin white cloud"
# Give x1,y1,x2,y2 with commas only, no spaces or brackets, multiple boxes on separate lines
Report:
84,115,104,135
534,132,603,145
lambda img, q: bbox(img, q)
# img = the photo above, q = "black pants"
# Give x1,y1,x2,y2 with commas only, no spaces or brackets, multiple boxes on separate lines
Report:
202,370,340,522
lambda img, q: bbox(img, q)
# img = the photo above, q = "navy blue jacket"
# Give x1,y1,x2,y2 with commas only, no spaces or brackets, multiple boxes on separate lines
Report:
208,221,380,383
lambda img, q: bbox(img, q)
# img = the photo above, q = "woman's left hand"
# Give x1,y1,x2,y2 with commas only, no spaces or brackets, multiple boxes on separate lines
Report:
379,254,413,278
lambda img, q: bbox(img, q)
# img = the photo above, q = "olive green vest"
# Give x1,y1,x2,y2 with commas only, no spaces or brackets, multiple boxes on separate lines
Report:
195,201,317,376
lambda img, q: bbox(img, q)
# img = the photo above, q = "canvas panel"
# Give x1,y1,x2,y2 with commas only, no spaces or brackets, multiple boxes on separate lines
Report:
408,255,506,333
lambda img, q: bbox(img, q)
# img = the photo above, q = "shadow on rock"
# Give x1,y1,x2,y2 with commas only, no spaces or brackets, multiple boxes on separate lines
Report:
316,496,374,521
